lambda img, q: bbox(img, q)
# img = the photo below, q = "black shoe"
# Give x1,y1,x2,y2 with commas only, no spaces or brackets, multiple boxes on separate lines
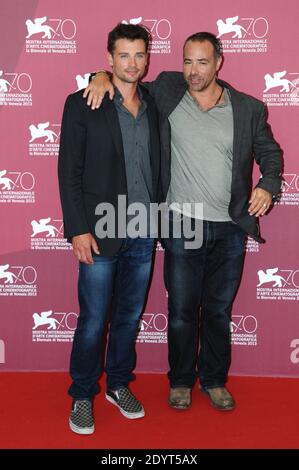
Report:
105,387,145,419
69,400,95,434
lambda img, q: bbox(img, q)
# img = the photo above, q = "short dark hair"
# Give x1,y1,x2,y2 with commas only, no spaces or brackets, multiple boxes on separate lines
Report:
107,23,149,54
183,32,223,58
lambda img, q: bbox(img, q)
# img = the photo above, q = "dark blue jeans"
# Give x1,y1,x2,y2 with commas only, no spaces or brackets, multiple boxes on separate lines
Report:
163,217,246,389
68,237,155,400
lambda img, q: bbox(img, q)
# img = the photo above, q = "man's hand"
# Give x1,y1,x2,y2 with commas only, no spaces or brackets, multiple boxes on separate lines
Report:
72,233,100,264
83,72,114,110
248,188,272,217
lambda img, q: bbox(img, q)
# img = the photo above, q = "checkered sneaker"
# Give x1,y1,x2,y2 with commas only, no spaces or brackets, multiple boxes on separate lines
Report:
69,400,95,435
105,387,145,419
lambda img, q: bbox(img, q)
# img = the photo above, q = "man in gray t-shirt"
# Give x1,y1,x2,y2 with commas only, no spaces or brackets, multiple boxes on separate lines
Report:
85,32,282,413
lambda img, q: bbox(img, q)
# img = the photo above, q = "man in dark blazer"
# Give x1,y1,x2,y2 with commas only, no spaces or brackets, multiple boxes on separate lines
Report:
84,32,282,412
58,23,160,434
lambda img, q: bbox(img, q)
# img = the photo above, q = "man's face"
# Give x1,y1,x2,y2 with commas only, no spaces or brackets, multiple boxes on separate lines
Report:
108,38,147,84
183,40,222,92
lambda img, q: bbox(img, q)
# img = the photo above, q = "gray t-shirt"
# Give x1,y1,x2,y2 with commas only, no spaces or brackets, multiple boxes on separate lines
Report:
167,88,234,221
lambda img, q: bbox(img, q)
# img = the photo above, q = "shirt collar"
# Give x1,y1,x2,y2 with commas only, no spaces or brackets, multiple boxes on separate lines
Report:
114,85,144,104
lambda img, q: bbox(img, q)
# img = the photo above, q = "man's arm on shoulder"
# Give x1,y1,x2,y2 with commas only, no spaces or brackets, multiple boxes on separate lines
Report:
82,70,158,109
83,70,180,109
140,71,180,95
83,71,114,109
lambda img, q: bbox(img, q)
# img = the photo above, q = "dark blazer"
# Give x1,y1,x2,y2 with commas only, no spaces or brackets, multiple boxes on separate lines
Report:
145,72,282,242
58,86,161,255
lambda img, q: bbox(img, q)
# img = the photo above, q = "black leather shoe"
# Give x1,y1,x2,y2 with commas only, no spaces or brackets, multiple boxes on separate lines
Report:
201,386,235,411
168,387,191,410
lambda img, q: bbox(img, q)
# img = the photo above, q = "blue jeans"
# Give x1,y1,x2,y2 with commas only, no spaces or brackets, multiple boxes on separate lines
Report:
163,217,246,389
68,237,155,400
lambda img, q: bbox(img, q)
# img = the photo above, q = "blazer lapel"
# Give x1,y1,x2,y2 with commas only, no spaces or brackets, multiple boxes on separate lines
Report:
102,97,125,160
218,80,246,180
230,90,245,160
163,78,188,117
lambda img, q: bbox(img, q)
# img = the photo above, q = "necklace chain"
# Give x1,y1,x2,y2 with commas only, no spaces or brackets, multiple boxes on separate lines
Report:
214,86,224,106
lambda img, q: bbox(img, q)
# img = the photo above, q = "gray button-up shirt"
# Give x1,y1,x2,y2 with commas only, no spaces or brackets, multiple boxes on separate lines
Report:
114,87,152,212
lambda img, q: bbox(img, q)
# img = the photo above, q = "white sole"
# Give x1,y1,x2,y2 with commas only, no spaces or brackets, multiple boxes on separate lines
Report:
105,394,145,419
69,418,95,435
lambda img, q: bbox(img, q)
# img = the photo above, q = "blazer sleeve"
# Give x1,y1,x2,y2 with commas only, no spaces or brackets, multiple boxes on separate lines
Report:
253,103,282,197
58,94,90,239
141,72,170,98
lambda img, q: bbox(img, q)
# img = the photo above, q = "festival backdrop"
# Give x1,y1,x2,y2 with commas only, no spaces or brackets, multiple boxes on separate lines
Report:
0,0,298,376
